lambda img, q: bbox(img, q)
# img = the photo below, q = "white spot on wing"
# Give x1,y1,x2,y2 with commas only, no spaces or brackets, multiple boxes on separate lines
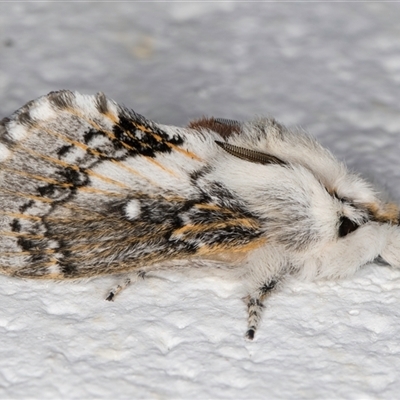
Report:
6,120,30,141
86,134,111,148
47,240,60,249
125,200,141,220
72,93,117,131
73,93,100,117
0,143,11,162
105,99,119,120
63,146,86,164
29,98,58,121
47,264,61,275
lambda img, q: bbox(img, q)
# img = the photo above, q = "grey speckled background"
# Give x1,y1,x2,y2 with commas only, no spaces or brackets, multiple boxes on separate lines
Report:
1,3,400,399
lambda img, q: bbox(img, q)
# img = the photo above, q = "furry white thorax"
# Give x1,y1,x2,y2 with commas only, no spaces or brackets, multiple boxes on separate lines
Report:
183,118,398,283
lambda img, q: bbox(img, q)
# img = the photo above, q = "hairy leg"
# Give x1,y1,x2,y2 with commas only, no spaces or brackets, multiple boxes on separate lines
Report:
105,271,146,301
245,280,277,340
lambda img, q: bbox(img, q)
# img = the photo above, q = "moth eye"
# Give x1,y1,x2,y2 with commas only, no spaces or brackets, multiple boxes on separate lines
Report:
338,216,359,237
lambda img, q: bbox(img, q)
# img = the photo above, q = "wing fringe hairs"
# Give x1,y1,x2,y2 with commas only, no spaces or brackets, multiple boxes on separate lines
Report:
1,90,400,339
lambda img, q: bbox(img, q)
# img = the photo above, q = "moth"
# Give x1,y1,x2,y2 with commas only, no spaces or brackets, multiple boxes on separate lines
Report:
1,90,400,340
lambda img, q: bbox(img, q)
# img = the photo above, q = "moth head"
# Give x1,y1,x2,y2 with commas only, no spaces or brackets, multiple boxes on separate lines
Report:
215,137,400,277
313,194,400,278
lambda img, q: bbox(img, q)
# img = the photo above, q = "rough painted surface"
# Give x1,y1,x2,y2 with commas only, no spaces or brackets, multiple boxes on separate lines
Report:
1,3,400,399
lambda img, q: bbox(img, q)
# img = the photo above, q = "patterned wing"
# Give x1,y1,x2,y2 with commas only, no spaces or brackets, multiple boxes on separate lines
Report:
0,91,264,279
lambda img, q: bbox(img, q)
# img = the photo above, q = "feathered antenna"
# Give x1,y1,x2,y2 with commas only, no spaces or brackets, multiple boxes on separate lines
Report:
215,141,286,166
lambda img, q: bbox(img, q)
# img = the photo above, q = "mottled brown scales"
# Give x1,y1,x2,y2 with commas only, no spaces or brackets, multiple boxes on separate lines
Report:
1,188,54,204
108,159,161,188
0,231,44,239
6,126,139,192
94,92,110,116
83,170,130,189
47,90,75,110
3,166,74,188
60,95,201,164
173,218,261,236
165,142,203,161
143,156,178,177
0,249,56,256
0,212,41,222
196,238,267,257
76,186,127,197
365,202,400,224
188,117,241,139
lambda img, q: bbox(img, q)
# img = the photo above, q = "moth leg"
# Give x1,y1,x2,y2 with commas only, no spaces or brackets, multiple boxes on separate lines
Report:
245,280,277,340
105,271,146,301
